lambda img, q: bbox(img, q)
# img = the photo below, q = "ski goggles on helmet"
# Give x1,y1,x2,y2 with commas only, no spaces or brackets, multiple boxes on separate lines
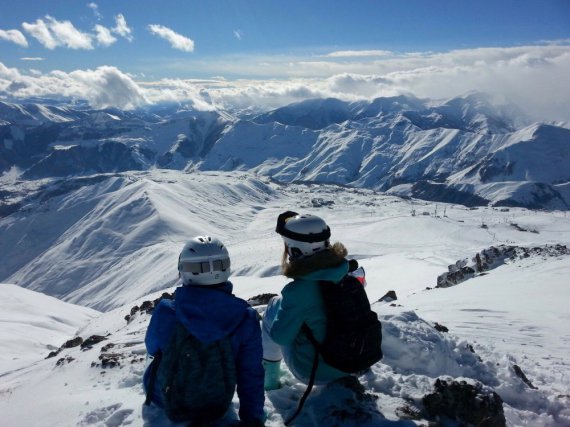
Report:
275,210,331,243
180,258,231,274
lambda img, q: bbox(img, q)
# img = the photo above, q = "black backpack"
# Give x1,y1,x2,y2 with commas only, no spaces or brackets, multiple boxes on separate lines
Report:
145,322,237,424
310,272,383,373
285,262,382,424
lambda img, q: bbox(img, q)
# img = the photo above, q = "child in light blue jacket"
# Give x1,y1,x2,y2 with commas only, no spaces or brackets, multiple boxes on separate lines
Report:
262,212,350,389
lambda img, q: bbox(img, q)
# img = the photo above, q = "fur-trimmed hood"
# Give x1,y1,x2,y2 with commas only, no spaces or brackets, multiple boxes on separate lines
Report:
282,242,348,278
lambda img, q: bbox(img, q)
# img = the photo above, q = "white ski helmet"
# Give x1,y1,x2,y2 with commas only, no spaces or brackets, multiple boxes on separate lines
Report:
178,236,231,286
275,211,331,259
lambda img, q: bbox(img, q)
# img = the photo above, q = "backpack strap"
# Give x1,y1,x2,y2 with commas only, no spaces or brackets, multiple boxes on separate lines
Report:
144,350,162,406
284,323,320,425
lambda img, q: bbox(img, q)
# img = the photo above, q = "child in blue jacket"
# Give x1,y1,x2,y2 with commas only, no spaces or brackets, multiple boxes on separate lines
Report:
144,236,265,426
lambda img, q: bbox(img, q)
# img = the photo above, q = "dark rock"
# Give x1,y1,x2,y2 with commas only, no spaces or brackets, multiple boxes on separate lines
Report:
323,376,380,424
140,300,154,313
513,364,538,389
80,335,107,350
476,253,484,271
62,336,83,349
378,290,398,302
55,356,74,366
148,292,174,313
437,266,475,288
422,379,505,427
395,404,422,420
467,344,483,362
247,293,278,306
46,350,61,359
311,198,335,208
434,322,449,333
126,292,174,320
101,343,115,352
99,353,122,368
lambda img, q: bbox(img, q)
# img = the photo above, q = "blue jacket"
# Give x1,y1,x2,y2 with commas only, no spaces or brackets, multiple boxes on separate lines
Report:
269,259,349,383
144,282,264,423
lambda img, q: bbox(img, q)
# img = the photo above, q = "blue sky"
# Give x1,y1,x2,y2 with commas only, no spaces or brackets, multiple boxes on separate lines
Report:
0,0,569,120
1,0,569,78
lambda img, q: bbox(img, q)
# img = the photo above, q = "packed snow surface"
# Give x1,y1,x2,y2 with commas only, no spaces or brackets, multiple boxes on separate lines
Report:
1,170,569,426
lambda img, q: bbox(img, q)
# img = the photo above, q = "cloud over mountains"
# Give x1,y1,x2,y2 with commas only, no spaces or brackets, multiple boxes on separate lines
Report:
0,41,569,122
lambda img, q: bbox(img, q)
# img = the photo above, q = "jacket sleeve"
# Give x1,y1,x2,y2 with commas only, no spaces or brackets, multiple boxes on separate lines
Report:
269,280,313,346
235,309,265,422
144,299,175,356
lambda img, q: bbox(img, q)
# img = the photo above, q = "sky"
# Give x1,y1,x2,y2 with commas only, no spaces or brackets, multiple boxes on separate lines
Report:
0,0,570,120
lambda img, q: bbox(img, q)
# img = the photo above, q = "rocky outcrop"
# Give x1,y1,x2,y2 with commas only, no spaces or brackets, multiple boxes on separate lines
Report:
378,290,398,303
437,244,570,288
423,378,505,426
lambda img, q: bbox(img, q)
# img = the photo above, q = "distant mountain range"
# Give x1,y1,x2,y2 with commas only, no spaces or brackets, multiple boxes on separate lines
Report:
1,92,569,210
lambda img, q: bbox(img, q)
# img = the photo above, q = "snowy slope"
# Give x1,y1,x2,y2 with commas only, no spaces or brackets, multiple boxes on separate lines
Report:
0,177,569,426
0,283,98,374
1,170,566,311
0,171,278,310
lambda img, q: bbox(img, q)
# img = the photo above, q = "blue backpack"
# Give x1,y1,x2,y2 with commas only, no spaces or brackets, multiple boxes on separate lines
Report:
145,322,237,424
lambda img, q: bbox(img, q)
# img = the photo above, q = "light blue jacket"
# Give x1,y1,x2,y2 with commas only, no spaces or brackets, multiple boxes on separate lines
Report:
269,260,350,383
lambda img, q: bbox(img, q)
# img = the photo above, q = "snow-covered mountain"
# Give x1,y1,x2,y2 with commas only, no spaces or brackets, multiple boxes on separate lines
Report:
1,171,569,426
1,93,568,210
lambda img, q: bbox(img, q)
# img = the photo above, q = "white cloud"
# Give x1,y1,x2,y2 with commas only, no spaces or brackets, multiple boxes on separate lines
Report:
69,66,147,108
233,30,242,41
0,29,28,47
22,18,58,49
113,14,132,41
0,63,147,110
22,16,93,50
47,16,93,49
88,3,102,20
20,57,45,61
148,24,194,52
0,62,21,81
151,43,570,121
94,24,117,46
325,50,393,58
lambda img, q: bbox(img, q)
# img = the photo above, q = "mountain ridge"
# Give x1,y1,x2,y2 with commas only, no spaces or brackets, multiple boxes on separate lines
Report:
1,93,568,210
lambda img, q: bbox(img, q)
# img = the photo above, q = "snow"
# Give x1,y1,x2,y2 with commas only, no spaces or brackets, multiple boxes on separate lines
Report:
0,283,98,373
1,170,570,426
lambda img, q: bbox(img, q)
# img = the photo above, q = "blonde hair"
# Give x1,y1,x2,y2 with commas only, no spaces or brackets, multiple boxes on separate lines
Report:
281,243,289,274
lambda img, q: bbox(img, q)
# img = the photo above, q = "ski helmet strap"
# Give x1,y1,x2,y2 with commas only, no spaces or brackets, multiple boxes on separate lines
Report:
144,350,163,406
284,324,320,425
275,211,331,243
